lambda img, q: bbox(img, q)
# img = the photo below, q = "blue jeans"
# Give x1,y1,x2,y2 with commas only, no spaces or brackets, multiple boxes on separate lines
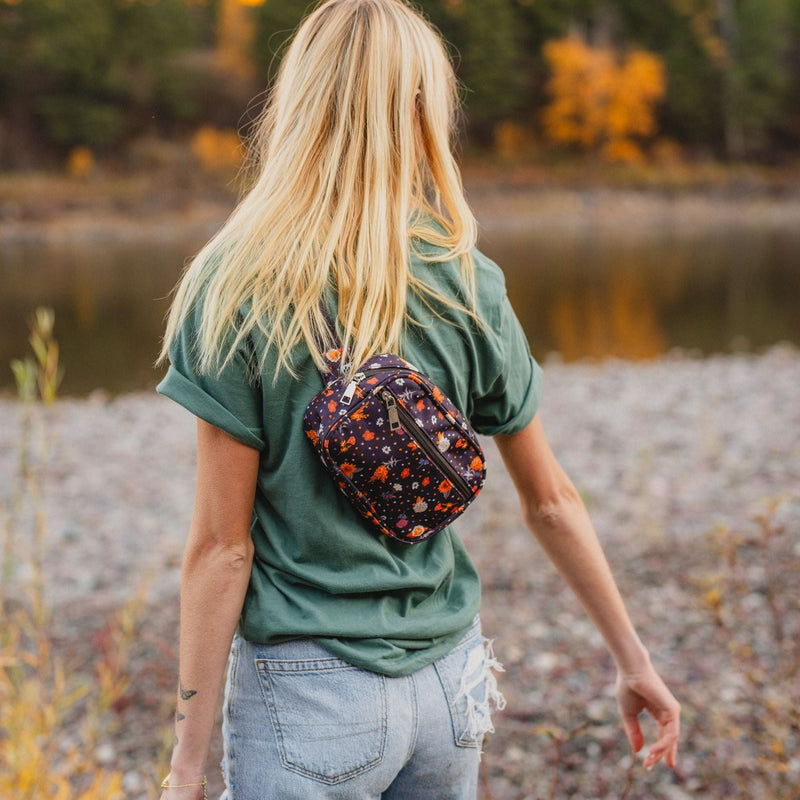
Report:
220,618,505,799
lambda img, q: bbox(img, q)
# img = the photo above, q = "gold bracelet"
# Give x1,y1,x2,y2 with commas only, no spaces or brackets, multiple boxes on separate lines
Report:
160,774,208,799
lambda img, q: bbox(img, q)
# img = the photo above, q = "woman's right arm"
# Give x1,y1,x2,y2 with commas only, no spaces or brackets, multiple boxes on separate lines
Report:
159,419,260,800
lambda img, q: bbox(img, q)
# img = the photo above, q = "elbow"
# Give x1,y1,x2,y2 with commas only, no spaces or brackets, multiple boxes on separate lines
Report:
218,539,255,572
523,483,585,531
184,534,254,575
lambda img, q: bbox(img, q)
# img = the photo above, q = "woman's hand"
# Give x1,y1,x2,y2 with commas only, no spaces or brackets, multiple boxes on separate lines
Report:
616,661,681,770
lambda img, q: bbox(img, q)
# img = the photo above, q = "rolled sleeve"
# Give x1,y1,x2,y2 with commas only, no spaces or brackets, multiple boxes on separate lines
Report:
472,354,543,436
156,306,265,451
469,289,543,437
158,364,265,450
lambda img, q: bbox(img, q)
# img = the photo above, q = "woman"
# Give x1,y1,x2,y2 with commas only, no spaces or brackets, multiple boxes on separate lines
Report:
156,1,680,798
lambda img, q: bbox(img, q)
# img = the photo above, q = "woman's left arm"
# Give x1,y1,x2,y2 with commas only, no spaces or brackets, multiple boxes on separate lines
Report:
160,419,259,799
494,415,680,770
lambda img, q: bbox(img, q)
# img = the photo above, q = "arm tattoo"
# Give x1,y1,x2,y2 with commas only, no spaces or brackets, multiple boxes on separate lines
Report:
180,680,198,701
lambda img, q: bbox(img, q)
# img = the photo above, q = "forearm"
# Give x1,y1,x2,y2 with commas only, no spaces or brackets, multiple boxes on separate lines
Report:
169,538,254,780
522,485,649,675
496,419,680,767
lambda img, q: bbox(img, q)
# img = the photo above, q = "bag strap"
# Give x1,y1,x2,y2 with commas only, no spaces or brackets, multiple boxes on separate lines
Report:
313,303,345,382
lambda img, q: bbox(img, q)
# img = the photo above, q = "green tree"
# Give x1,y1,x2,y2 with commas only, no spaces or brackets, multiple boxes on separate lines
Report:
728,0,793,157
428,0,525,145
0,0,204,157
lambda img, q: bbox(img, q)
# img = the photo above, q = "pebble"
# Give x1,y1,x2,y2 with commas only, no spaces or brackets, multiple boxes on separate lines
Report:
1,347,798,800
3,347,794,610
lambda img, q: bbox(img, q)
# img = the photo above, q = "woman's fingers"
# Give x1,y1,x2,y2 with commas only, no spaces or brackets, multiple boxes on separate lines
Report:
617,668,681,770
642,714,680,769
621,710,645,753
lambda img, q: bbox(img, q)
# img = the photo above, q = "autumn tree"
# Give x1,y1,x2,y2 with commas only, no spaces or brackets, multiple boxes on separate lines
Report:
542,36,666,162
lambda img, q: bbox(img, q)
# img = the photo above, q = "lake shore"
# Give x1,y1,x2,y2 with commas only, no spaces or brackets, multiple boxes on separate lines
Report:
3,164,800,246
2,347,798,797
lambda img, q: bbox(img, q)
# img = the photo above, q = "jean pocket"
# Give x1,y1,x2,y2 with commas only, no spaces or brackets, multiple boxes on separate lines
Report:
434,635,506,749
255,655,388,785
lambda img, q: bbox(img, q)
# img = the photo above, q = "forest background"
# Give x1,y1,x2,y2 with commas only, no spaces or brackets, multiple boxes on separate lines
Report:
2,0,800,176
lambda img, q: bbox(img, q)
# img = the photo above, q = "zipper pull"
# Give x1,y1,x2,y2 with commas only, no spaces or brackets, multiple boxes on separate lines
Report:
382,391,402,431
340,372,365,406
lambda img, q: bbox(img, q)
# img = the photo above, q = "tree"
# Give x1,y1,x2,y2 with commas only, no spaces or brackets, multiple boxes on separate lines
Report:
661,0,793,158
542,36,665,162
0,0,204,158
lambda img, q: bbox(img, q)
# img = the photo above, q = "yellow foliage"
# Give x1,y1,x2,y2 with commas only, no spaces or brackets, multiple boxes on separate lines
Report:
1,315,142,800
601,139,644,164
542,36,666,163
66,146,95,179
668,0,727,67
217,0,258,79
190,125,244,172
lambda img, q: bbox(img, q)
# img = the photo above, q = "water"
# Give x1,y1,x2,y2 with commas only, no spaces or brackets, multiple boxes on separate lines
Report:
2,221,799,396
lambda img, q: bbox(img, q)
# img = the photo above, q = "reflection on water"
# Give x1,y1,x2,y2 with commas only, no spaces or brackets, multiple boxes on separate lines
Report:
484,224,800,364
1,222,799,395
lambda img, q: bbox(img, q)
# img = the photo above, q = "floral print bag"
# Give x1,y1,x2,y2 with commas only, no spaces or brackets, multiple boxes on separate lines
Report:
303,323,487,544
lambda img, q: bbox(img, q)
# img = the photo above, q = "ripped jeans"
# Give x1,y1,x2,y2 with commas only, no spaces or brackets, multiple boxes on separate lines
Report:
220,617,505,800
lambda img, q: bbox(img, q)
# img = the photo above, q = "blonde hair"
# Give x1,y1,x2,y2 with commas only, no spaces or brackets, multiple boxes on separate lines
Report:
160,0,478,380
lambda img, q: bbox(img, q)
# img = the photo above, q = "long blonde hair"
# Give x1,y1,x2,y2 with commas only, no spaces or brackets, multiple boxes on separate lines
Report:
160,0,478,380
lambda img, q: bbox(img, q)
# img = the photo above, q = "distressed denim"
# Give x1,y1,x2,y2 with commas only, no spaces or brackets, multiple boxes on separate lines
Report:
220,617,505,800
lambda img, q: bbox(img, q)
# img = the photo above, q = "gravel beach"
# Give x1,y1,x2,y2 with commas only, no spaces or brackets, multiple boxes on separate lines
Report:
2,347,799,799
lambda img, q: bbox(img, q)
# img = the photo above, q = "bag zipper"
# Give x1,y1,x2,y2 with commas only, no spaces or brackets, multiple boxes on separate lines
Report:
338,360,421,406
381,390,473,500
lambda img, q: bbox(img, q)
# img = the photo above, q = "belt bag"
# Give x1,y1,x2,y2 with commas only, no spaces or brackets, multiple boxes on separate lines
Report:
303,322,486,544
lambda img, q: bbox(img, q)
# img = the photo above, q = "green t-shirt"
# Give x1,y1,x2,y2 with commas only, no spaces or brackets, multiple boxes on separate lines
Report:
157,243,542,677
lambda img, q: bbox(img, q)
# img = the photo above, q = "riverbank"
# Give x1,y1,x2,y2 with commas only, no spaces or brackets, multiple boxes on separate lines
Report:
3,162,800,246
2,348,799,798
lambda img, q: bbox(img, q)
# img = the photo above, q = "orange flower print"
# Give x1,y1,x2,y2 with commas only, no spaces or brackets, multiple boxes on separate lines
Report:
351,406,368,421
326,349,342,363
438,479,453,495
409,525,427,539
363,430,375,441
401,467,411,479
340,463,357,477
432,387,444,403
327,400,338,413
422,477,430,487
470,456,484,471
370,465,389,483
306,429,318,446
416,399,425,411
